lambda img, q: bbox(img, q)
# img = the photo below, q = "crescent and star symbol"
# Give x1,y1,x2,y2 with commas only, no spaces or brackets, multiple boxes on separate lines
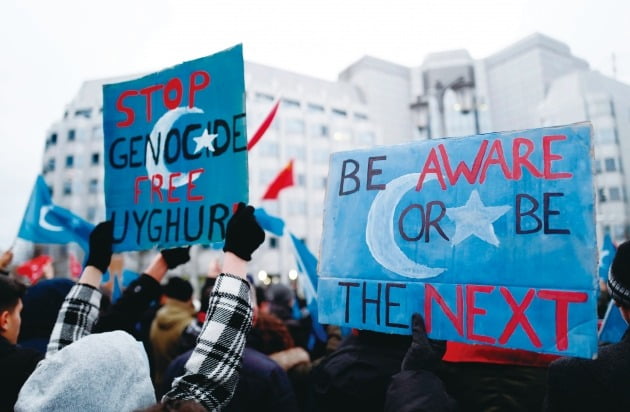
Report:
365,175,511,280
193,129,218,154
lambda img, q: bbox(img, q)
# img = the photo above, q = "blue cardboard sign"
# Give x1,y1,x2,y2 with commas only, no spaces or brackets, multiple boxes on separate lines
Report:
103,45,248,252
319,123,598,358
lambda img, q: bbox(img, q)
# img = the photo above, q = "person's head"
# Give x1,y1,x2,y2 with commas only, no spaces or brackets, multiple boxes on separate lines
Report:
266,283,294,308
0,276,26,344
163,277,193,303
608,240,630,322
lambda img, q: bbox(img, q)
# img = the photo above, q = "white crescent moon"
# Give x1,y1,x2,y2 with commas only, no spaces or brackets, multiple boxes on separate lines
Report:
39,205,63,232
146,107,204,189
365,173,445,279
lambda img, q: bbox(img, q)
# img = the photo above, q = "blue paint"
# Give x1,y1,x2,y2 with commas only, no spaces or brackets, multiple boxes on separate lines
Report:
599,300,628,343
319,123,598,358
103,45,248,252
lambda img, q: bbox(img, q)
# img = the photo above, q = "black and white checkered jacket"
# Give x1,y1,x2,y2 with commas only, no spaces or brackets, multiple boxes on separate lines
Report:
48,273,253,410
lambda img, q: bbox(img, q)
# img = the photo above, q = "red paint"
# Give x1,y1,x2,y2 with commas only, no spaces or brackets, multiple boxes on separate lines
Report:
439,141,488,186
116,90,139,127
416,148,447,190
512,138,543,179
498,287,542,348
134,176,149,204
543,135,573,179
139,85,164,122
465,285,496,344
187,168,205,201
424,284,464,335
537,290,587,351
480,139,512,183
167,172,182,203
150,174,164,202
189,71,211,108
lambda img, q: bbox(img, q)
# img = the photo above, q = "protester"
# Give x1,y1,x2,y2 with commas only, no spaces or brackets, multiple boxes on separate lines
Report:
267,283,312,349
0,249,13,275
15,202,265,411
385,313,456,412
544,240,630,410
0,275,44,410
150,276,197,388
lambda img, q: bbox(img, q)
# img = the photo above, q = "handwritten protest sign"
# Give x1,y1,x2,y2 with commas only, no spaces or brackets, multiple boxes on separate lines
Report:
103,45,248,252
318,123,598,358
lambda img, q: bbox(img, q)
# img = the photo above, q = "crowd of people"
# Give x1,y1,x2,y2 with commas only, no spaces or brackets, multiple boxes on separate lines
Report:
1,202,630,411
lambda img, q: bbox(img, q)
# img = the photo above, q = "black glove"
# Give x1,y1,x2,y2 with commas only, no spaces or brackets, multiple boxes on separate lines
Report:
161,247,191,269
223,202,265,261
86,221,113,273
401,313,447,372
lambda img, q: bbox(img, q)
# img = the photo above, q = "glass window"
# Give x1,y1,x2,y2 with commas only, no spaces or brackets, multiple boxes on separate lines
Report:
594,159,601,174
604,158,616,172
65,155,74,168
282,98,301,109
63,180,72,196
50,133,58,145
297,173,306,187
598,188,607,203
68,129,76,141
258,142,279,157
91,153,100,165
610,187,621,201
354,113,369,121
47,158,55,172
309,123,329,138
285,118,305,134
332,108,347,117
89,179,99,194
75,108,92,118
307,103,325,113
255,92,274,102
286,145,305,160
269,237,278,249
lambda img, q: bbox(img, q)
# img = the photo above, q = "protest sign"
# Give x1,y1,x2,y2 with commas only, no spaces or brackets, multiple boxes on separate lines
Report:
103,45,248,252
318,123,598,358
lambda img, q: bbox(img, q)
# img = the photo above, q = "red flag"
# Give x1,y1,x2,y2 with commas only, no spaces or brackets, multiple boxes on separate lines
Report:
16,255,53,284
69,253,82,279
247,101,280,151
262,160,294,200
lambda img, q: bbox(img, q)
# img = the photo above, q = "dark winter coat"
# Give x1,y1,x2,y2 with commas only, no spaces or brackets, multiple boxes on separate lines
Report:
161,346,299,411
0,335,43,411
544,326,630,411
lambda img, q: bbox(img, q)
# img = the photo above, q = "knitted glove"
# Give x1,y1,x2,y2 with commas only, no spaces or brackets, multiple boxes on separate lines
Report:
161,247,191,269
223,202,265,261
401,313,446,372
85,221,113,273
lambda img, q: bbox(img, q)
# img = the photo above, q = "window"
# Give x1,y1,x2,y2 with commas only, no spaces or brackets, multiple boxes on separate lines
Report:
255,92,274,102
89,179,99,194
297,173,306,187
307,103,325,113
68,129,76,141
285,118,305,134
269,237,278,249
309,124,329,138
258,142,279,157
596,128,617,144
47,158,56,172
332,108,347,117
50,133,58,145
610,187,621,201
286,145,306,160
63,180,72,196
594,159,602,174
65,155,74,168
354,113,369,121
604,158,617,172
281,98,301,109
75,108,92,119
91,153,100,165
598,188,607,203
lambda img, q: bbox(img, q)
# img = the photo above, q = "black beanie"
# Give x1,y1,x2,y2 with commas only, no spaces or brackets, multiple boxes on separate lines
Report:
163,277,193,302
608,240,630,308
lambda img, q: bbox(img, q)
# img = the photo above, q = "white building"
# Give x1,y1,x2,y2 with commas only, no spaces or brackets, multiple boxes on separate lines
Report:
540,70,630,242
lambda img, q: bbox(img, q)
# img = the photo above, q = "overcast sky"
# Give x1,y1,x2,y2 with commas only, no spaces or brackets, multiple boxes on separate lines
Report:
1,0,628,250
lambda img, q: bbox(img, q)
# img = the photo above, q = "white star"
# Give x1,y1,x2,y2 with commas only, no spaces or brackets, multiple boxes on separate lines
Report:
193,130,218,154
446,190,511,247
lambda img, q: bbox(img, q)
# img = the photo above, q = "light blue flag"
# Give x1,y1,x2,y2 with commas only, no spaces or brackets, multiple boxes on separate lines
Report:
121,269,140,288
289,233,327,344
254,207,285,236
599,233,616,281
18,175,94,251
599,300,628,343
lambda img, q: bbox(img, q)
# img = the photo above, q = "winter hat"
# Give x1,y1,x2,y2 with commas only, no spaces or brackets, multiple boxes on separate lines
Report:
19,278,74,344
164,277,193,302
608,240,630,308
15,331,156,412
